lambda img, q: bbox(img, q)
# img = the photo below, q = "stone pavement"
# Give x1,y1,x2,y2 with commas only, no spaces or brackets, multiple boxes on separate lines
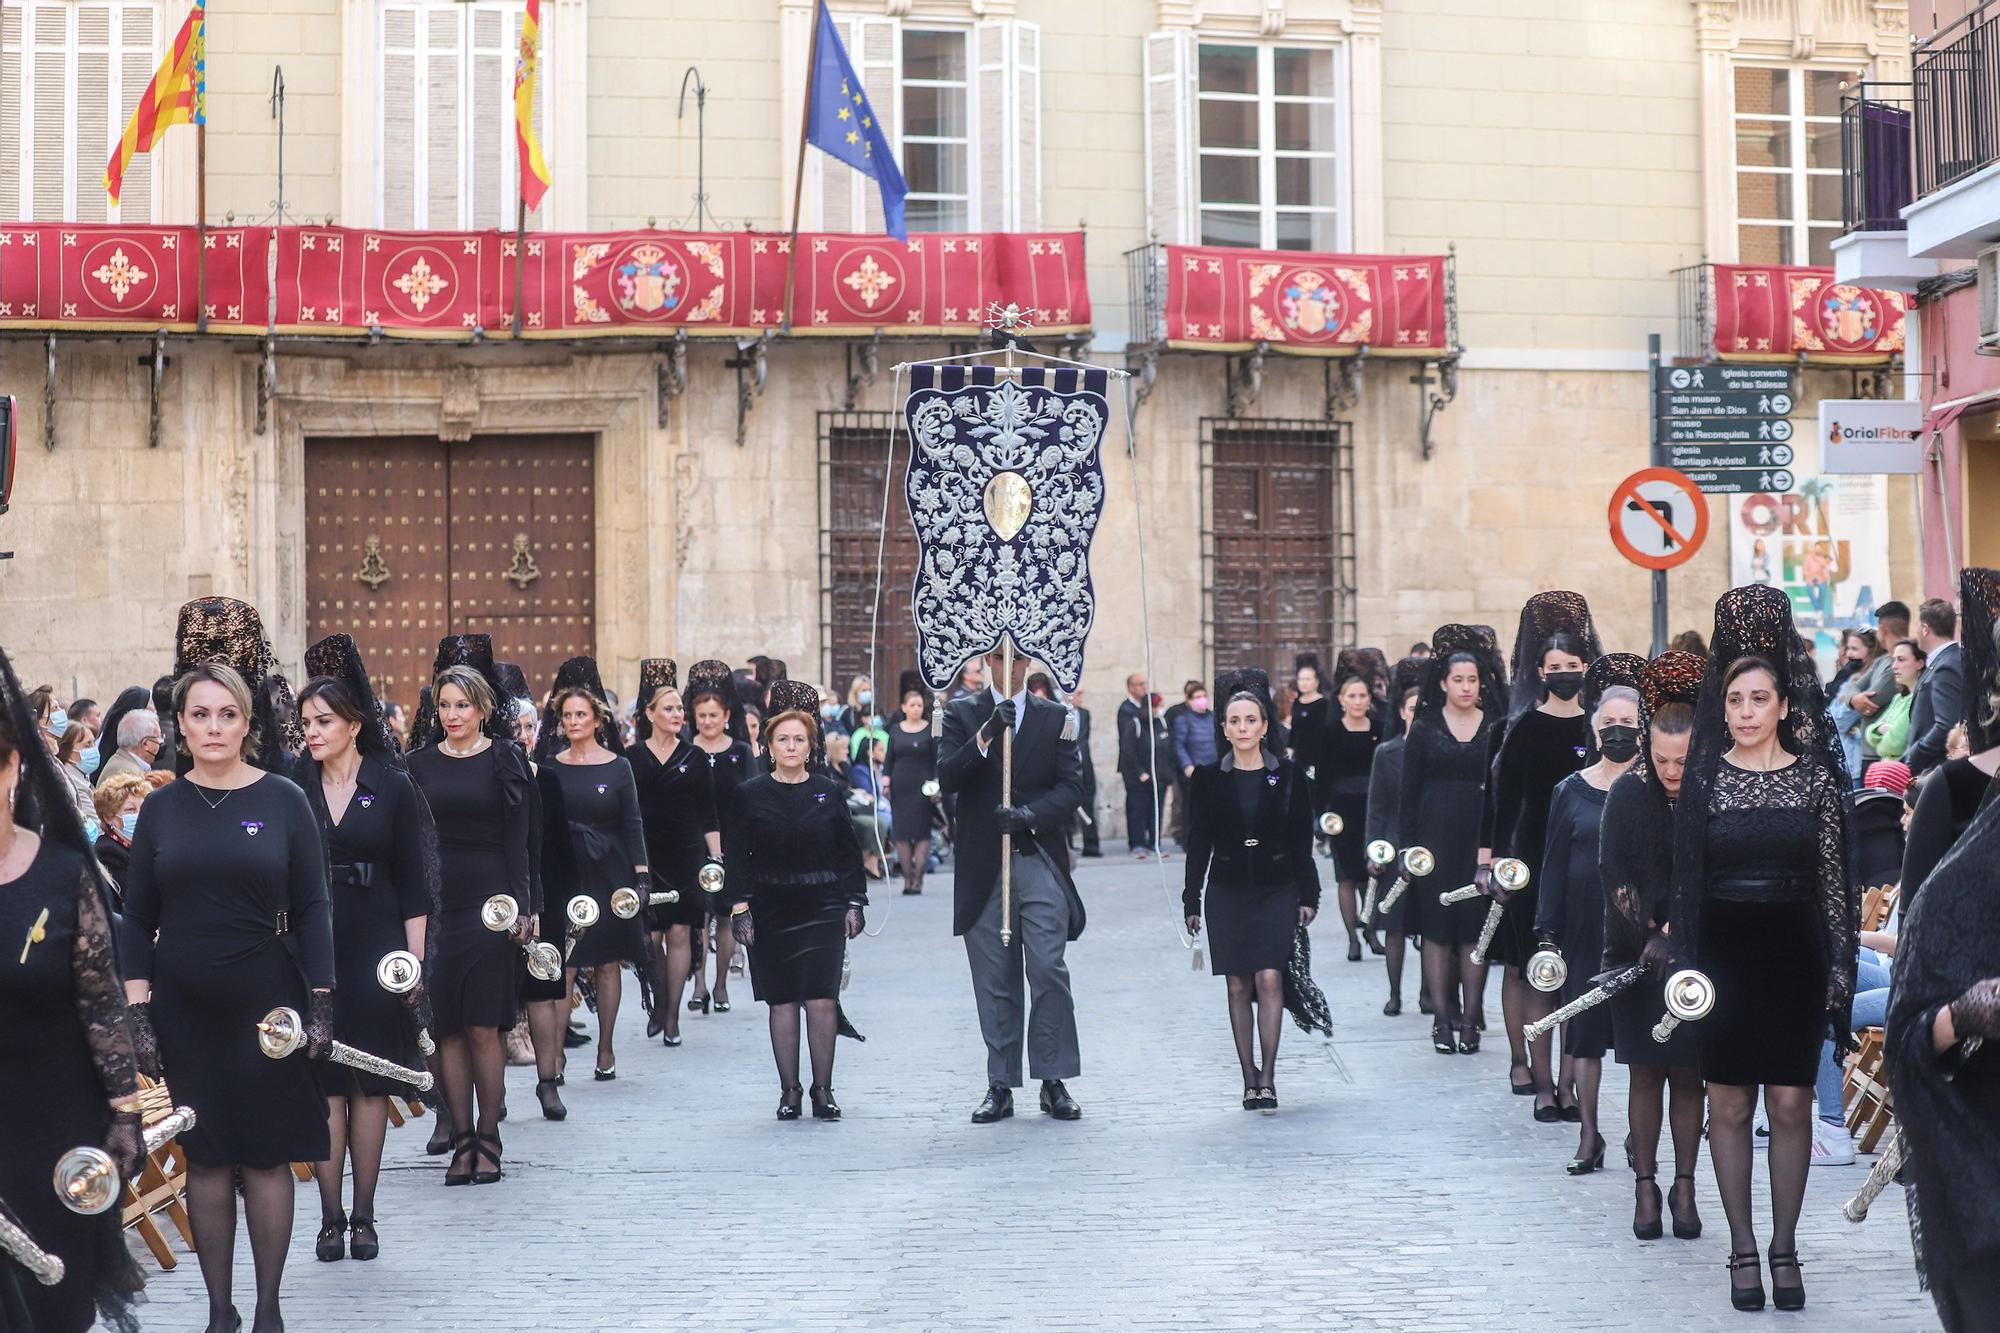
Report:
132,853,1935,1331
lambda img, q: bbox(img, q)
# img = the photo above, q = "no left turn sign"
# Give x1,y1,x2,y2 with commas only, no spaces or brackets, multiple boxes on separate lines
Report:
1608,466,1709,572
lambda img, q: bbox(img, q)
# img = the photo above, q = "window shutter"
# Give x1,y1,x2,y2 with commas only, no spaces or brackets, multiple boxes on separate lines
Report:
424,3,464,228
114,3,156,222
976,20,1005,230
470,3,506,228
380,2,420,227
854,14,897,234
1143,29,1194,245
1012,20,1040,230
2,4,22,218
77,3,114,224
29,2,69,221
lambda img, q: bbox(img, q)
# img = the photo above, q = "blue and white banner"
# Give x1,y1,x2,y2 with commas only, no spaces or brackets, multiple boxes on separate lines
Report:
903,363,1110,694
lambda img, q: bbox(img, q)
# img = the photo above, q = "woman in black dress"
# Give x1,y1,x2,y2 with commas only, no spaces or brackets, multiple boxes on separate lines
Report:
1365,683,1420,1014
1183,686,1319,1111
1398,626,1503,1055
1322,672,1379,960
1286,652,1327,795
538,667,649,1081
1670,586,1856,1312
296,635,439,1263
1533,656,1643,1175
1601,649,1704,1243
630,659,721,1047
0,646,144,1333
1481,592,1599,1113
724,709,867,1120
122,660,333,1333
884,684,938,897
405,648,537,1187
687,660,755,1014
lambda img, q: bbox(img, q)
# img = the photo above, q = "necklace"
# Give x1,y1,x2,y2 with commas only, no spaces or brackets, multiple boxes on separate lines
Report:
442,736,489,758
194,784,234,812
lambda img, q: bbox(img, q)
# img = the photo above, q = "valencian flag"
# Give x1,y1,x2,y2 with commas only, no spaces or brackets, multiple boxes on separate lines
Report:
105,0,204,205
903,365,1110,694
806,2,908,240
515,0,552,209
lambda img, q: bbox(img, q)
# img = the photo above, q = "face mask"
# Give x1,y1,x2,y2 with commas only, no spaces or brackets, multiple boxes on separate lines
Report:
857,690,873,708
1597,724,1642,763
1543,671,1585,701
47,708,68,735
820,703,839,721
1190,698,1211,714
79,748,102,775
120,812,141,839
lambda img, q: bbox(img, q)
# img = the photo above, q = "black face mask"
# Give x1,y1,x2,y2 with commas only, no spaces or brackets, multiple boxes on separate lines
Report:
1597,724,1641,762
1543,671,1585,701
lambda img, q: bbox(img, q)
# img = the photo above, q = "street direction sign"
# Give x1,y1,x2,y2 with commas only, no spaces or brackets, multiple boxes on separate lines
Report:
1653,389,1795,418
1609,466,1709,571
1662,416,1794,445
1671,467,1796,495
1654,365,1797,394
1663,441,1795,470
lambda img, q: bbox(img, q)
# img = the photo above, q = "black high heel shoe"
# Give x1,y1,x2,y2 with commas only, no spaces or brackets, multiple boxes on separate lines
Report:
470,1133,503,1185
1631,1173,1663,1240
1669,1173,1703,1239
314,1211,346,1262
443,1133,476,1186
777,1085,803,1120
347,1216,379,1261
1767,1249,1804,1311
425,1116,454,1156
689,994,710,1014
809,1084,842,1121
1431,1023,1456,1054
1346,937,1362,962
1455,1025,1480,1055
1565,1134,1605,1176
1725,1252,1765,1311
1509,1059,1537,1096
535,1078,567,1120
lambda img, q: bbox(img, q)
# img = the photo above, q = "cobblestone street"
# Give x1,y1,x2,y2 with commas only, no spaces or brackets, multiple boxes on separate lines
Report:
135,854,1931,1331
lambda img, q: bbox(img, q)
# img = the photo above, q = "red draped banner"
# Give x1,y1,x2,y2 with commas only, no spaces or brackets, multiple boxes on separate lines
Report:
1710,264,1906,364
1164,244,1448,357
0,224,1091,339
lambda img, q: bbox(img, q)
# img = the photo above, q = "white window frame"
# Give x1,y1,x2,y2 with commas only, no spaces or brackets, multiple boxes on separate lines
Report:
2,0,161,223
899,24,973,233
1194,40,1350,252
1731,64,1852,266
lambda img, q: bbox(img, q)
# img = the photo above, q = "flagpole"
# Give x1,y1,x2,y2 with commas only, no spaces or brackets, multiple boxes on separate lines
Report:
780,0,825,337
512,196,526,338
196,120,207,333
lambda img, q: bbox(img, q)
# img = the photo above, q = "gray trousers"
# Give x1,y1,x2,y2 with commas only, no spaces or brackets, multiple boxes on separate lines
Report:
963,850,1079,1087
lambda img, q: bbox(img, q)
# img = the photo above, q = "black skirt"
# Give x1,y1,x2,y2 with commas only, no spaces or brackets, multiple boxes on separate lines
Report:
1694,898,1827,1086
326,871,420,1097
1205,881,1298,976
1561,986,1612,1060
747,896,847,1004
1611,978,1698,1066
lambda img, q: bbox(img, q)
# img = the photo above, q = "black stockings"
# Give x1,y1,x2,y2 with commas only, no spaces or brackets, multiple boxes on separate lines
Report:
1384,931,1406,1004
767,999,839,1091
187,1161,293,1332
1336,878,1363,949
896,839,931,894
1708,1083,1812,1277
526,997,568,1082
438,1028,504,1139
1502,972,1557,1099
1421,941,1483,1038
570,965,620,1068
1628,1062,1704,1230
653,924,691,1038
1224,971,1284,1089
1571,1057,1602,1158
314,1094,390,1220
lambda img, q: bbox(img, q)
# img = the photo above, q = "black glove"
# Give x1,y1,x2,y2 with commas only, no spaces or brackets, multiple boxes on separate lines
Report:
994,804,1034,836
635,868,652,895
103,1110,146,1181
1475,862,1509,904
1638,930,1674,977
844,906,865,940
731,909,754,947
128,1001,162,1079
1949,976,2000,1042
404,980,436,1039
977,698,1018,747
305,989,335,1061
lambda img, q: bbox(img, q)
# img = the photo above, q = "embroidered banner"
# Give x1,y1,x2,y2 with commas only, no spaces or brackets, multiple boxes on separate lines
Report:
903,363,1109,694
1710,264,1906,364
1164,245,1448,356
0,223,1091,339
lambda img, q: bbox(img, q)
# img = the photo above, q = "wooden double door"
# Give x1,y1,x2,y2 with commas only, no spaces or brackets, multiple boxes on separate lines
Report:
304,434,596,710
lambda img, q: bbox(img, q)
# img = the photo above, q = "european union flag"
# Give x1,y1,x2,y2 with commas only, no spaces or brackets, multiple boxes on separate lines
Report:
805,2,908,240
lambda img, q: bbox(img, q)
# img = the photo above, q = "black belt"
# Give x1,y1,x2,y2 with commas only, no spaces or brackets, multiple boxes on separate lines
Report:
1711,875,1812,904
330,862,378,887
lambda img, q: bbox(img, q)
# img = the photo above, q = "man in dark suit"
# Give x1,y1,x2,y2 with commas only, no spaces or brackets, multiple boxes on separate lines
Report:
1069,688,1101,857
1906,597,1963,775
938,647,1087,1123
1116,672,1157,857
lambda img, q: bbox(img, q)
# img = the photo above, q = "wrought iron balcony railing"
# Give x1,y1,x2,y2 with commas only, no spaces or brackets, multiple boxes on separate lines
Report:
1913,0,2000,198
1839,82,1913,232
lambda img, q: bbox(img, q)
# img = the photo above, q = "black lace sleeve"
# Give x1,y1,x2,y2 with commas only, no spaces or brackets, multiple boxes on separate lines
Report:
1600,772,1667,968
71,861,138,1105
1814,763,1859,1048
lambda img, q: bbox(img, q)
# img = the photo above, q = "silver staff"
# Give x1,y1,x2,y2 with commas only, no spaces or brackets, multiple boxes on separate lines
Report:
1317,811,1344,837
1525,945,1568,994
921,778,941,799
1843,1128,1906,1223
53,1106,197,1214
0,1206,63,1286
526,939,563,982
256,1007,434,1091
375,950,435,1057
480,894,520,933
1522,963,1647,1042
1467,858,1531,965
696,859,725,899
609,887,642,920
1378,846,1435,912
1651,969,1716,1043
1358,839,1397,920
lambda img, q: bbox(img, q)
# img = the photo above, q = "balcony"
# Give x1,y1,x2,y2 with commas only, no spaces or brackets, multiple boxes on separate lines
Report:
1906,0,2000,259
1830,83,1933,290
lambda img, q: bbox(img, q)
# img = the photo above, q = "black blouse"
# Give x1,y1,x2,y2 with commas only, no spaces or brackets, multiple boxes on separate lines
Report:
629,740,719,859
305,754,432,922
1902,757,1996,908
121,774,335,987
1483,707,1589,872
695,738,757,824
720,773,868,913
406,742,535,915
1182,754,1321,916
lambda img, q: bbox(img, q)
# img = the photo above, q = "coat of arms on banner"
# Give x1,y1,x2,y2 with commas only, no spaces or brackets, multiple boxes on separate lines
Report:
903,364,1110,693
616,243,681,314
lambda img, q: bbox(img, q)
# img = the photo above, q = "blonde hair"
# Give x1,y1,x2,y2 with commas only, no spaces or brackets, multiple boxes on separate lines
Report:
172,662,261,760
92,772,151,826
433,665,496,718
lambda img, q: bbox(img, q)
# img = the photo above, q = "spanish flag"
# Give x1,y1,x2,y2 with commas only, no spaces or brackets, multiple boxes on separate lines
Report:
105,0,204,206
514,0,551,210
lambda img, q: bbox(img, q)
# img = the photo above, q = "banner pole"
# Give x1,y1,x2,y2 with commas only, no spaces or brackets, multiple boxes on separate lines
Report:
196,121,207,333
998,327,1018,947
780,0,824,338
512,197,526,338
